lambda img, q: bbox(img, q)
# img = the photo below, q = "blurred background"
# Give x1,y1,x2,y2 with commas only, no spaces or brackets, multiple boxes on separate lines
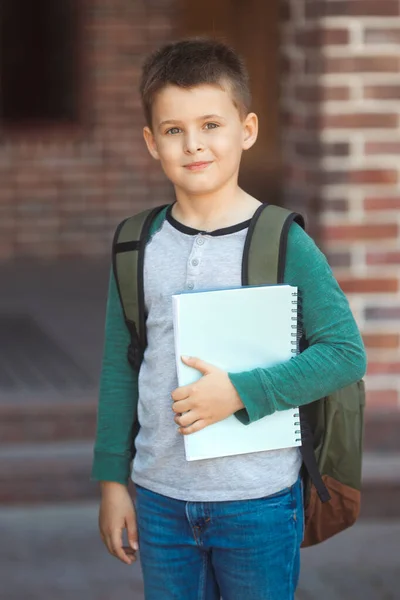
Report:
1,0,399,598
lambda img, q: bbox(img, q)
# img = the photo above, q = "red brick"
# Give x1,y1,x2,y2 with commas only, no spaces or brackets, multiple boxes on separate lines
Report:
366,389,399,409
305,1,400,18
363,334,400,349
294,141,349,158
321,224,398,242
323,142,350,157
365,141,400,154
322,113,398,129
321,56,400,74
325,251,352,268
322,170,398,185
283,165,309,185
367,362,400,375
339,278,398,294
295,28,349,47
282,111,319,129
364,85,400,100
295,85,350,103
364,196,400,210
366,251,400,265
350,170,398,184
364,28,400,44
366,306,400,320
322,198,349,213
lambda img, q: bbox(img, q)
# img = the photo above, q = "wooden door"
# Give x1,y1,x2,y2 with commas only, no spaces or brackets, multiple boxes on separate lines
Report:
180,0,282,202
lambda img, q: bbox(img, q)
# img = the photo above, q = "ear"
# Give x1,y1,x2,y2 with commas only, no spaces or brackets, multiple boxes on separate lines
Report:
242,112,258,151
143,126,160,160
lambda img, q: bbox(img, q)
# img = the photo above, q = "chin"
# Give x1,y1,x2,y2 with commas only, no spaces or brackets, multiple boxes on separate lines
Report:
177,177,223,195
186,184,220,196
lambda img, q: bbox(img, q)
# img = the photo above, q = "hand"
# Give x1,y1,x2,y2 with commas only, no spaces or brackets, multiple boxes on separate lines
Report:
99,482,138,565
171,356,244,435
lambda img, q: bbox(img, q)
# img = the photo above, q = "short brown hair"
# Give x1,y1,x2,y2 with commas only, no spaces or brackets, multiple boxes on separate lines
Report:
140,38,251,128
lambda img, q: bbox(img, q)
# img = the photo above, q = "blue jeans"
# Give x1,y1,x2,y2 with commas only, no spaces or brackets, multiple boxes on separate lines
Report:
135,476,304,600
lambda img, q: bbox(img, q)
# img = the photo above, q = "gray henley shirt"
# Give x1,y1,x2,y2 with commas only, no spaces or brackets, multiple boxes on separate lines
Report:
131,209,301,501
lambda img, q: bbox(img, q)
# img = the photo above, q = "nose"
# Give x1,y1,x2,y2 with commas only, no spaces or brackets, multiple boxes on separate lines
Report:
183,131,204,155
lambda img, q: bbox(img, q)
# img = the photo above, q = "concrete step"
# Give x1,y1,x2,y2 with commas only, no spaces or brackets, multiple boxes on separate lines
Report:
0,442,99,504
1,399,400,451
363,410,400,452
1,503,399,600
0,396,97,444
360,453,400,518
0,442,399,517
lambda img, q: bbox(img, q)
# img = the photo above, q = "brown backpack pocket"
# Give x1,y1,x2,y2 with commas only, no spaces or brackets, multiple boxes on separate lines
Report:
302,474,360,547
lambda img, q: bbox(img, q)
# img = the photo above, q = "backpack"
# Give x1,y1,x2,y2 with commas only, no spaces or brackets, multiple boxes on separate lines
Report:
112,202,365,548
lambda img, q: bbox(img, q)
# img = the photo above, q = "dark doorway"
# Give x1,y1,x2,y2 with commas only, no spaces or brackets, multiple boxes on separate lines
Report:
180,0,282,203
0,0,81,126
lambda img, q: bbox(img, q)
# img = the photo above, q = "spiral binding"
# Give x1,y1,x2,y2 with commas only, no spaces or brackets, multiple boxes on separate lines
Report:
293,411,301,442
296,290,304,353
291,289,303,443
290,291,298,354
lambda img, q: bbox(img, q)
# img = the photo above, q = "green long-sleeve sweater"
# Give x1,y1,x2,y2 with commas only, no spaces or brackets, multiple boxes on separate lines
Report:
91,217,367,485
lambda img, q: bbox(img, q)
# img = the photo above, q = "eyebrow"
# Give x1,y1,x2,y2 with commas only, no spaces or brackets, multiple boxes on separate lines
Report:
158,114,226,128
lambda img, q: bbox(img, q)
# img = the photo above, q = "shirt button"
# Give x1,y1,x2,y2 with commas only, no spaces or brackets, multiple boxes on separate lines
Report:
196,237,204,246
192,259,199,266
187,282,194,290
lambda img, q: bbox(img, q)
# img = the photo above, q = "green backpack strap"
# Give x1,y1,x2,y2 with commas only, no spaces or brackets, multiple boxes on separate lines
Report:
112,204,168,370
245,203,331,506
243,203,305,285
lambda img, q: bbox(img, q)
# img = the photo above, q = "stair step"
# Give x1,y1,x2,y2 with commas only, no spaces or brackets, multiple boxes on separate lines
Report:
0,399,97,444
360,452,400,518
0,442,98,504
1,401,400,450
363,411,400,452
0,443,399,517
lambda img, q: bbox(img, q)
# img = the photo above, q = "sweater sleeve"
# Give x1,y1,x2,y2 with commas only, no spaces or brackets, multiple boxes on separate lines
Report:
91,267,139,485
229,222,367,424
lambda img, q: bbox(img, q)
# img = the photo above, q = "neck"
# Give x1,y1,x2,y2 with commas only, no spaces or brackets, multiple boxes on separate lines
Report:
172,180,261,232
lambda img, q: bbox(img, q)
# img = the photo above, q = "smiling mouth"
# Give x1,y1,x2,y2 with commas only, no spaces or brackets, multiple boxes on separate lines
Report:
184,161,212,171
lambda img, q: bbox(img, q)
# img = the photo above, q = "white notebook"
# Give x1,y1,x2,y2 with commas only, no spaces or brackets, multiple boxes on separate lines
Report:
172,285,302,461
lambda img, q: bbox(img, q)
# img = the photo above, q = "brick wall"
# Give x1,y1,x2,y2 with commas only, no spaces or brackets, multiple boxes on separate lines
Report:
0,0,176,260
281,0,400,411
2,0,400,411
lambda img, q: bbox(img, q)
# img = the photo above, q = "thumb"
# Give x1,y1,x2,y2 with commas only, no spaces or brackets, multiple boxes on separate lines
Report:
181,355,213,374
126,513,139,551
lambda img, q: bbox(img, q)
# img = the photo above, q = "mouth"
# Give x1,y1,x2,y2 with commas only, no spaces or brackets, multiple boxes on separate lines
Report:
184,161,212,171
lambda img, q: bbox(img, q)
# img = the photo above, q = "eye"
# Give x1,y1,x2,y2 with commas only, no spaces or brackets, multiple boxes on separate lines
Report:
204,122,219,130
166,127,181,135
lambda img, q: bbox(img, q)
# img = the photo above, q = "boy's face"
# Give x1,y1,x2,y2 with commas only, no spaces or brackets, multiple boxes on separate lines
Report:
143,83,258,196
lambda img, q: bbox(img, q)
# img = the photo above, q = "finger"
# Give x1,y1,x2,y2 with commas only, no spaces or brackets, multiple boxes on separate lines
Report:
171,385,191,402
181,356,213,375
110,529,133,565
104,534,115,556
175,410,200,427
122,545,137,560
126,514,139,552
179,419,207,435
172,399,192,414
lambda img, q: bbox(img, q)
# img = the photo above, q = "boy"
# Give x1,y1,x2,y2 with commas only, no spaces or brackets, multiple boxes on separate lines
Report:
92,38,366,599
